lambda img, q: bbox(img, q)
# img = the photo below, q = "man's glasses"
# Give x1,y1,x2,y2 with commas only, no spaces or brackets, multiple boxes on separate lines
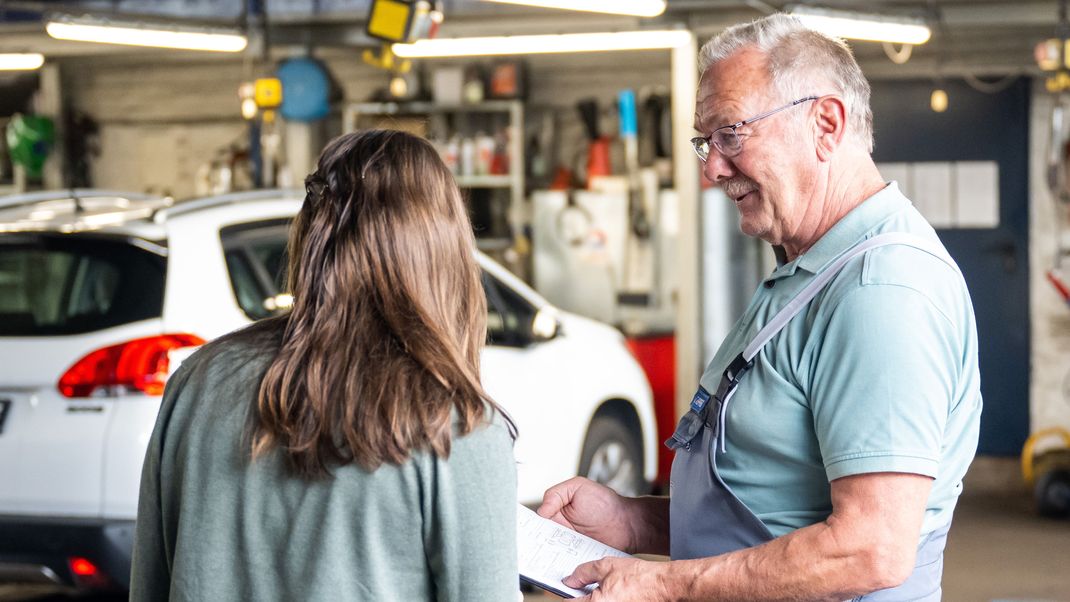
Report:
691,96,819,161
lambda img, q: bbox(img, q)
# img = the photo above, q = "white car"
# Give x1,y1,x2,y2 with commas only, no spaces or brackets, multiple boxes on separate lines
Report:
0,189,656,591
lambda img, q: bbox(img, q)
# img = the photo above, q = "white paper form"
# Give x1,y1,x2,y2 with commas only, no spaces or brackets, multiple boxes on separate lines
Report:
517,504,630,598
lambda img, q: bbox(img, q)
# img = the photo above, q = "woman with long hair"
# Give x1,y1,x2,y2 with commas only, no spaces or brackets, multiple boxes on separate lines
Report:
131,130,519,601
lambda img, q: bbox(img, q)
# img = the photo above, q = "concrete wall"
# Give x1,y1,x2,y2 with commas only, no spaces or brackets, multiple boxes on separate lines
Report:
63,55,253,197
60,50,671,198
1029,81,1070,438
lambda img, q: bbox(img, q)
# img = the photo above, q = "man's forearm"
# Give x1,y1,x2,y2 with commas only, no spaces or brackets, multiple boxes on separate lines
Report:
663,518,902,602
624,495,671,555
657,473,931,601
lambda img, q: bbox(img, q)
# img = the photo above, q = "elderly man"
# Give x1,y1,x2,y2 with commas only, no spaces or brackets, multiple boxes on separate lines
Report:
537,13,981,602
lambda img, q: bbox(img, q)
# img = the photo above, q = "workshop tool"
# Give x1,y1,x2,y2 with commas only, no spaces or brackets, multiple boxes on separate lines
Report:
617,89,656,308
1021,427,1070,518
577,98,611,187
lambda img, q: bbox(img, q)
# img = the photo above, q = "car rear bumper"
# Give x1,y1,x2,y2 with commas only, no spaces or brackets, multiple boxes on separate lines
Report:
0,515,134,590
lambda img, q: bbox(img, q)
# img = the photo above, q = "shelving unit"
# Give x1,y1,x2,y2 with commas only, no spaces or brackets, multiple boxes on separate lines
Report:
342,100,525,254
455,174,513,188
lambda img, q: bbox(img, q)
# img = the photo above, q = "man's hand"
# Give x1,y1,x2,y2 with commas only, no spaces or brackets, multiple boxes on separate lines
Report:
538,477,671,555
564,557,673,602
537,477,636,552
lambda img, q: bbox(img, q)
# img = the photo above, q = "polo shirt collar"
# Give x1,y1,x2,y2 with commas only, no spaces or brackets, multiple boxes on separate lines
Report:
767,182,908,281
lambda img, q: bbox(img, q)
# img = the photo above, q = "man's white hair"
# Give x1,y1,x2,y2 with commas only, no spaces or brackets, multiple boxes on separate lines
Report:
699,13,874,152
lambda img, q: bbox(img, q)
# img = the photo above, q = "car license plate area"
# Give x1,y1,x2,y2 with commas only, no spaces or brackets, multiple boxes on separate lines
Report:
0,399,10,434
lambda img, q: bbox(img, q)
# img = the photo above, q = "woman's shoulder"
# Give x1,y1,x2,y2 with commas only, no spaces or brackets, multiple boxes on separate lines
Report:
453,403,516,441
175,317,286,386
437,405,516,474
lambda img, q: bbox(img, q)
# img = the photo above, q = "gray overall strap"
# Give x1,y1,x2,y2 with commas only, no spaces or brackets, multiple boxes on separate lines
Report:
715,232,959,453
745,231,958,361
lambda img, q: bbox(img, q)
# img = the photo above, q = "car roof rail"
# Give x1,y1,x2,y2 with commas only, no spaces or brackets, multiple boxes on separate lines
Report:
158,188,303,220
0,189,157,212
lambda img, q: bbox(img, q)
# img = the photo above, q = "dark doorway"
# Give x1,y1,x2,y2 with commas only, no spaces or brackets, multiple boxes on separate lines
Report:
870,77,1031,456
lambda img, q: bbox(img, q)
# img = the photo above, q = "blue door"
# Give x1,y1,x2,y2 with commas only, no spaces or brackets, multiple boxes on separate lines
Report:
870,78,1030,456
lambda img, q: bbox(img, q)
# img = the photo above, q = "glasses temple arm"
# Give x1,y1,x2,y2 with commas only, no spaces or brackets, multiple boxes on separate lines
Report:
739,95,820,127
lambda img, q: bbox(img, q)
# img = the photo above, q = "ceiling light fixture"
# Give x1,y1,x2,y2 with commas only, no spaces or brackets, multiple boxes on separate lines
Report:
0,53,45,70
392,30,691,58
481,0,666,18
789,5,931,45
45,16,247,53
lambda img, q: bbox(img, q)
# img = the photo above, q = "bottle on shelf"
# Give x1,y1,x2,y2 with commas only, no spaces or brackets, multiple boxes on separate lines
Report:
443,135,460,175
475,131,494,176
491,130,510,176
460,136,476,177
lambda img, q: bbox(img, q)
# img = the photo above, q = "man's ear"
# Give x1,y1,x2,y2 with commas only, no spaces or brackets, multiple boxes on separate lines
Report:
813,96,847,161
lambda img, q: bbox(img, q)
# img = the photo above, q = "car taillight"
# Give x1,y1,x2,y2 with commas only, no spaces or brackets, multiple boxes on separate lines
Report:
69,557,97,577
58,334,205,398
68,556,110,589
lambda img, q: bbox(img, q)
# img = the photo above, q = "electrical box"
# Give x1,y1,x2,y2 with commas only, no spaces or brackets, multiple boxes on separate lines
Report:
254,78,282,109
366,0,414,43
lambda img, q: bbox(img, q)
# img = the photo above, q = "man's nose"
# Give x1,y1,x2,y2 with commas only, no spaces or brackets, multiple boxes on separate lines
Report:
702,150,736,183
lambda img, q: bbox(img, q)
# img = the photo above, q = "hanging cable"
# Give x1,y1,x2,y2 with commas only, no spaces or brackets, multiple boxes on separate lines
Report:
882,41,913,64
962,72,1020,94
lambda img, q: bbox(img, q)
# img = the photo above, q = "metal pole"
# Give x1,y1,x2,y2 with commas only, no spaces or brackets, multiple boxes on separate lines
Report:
671,32,702,420
36,63,65,189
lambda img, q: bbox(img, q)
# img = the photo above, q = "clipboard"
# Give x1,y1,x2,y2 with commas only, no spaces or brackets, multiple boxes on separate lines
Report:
517,505,630,598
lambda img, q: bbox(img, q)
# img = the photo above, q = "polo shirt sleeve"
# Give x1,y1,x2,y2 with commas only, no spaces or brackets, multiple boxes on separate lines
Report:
808,282,957,482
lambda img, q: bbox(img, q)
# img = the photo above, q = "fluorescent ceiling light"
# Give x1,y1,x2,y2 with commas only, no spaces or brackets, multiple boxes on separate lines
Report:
790,6,931,45
0,53,45,70
481,0,666,18
46,18,247,52
393,30,691,58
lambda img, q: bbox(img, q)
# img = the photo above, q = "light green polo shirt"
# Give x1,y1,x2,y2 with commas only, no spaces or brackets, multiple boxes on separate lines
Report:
699,182,982,539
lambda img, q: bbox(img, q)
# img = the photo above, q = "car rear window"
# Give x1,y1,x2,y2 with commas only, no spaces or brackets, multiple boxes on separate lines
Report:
482,271,537,347
218,219,536,346
0,234,166,336
220,219,292,321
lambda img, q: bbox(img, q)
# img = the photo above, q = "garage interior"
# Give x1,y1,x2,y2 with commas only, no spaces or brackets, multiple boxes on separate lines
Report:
1,0,1070,600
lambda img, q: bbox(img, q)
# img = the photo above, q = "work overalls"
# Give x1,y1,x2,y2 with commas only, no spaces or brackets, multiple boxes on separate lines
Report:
667,233,956,602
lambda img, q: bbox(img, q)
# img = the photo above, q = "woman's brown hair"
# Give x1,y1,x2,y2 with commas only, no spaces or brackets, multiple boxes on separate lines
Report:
252,129,512,477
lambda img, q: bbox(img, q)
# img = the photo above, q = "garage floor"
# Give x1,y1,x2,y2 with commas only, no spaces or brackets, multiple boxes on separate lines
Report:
1,458,1066,602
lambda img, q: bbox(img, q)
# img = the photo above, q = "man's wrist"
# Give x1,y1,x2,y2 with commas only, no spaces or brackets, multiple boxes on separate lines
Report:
653,558,690,602
623,494,671,555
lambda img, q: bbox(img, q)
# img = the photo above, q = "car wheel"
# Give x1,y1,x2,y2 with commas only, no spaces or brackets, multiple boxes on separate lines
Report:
1036,469,1070,518
579,415,645,497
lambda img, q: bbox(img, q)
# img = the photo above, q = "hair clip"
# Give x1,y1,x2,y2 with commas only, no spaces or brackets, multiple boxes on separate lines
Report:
305,173,328,199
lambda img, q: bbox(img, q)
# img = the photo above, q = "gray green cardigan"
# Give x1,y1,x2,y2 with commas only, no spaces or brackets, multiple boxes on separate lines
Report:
130,321,519,601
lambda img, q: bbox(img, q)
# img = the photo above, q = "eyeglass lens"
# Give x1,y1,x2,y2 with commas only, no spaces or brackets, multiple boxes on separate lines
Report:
693,129,741,161
692,137,710,160
713,129,741,156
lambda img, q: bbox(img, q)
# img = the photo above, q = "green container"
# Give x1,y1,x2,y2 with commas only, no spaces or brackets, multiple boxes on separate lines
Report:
5,114,55,179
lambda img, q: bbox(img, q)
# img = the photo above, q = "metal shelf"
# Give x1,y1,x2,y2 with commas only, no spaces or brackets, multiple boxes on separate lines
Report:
476,237,513,252
455,175,513,188
344,100,526,254
346,100,519,117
